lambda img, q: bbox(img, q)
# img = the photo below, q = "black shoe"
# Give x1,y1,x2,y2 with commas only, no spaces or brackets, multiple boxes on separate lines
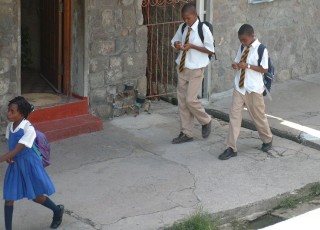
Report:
202,120,212,139
218,147,237,160
172,132,193,144
50,205,64,229
261,141,272,152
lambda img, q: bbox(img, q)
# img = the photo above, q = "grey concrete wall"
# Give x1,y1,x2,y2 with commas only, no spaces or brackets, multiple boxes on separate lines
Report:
71,0,85,96
211,0,320,93
86,0,148,118
0,0,20,134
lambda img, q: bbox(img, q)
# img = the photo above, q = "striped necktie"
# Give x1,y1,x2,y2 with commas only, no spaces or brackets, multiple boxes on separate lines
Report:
239,46,251,88
179,27,192,73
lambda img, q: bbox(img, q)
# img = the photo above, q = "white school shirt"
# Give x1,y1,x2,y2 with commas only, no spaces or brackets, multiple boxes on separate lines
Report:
234,39,269,95
6,119,36,148
171,19,214,69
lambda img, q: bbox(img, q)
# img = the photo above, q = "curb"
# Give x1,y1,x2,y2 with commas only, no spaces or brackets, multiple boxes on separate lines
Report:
210,182,320,225
205,108,320,151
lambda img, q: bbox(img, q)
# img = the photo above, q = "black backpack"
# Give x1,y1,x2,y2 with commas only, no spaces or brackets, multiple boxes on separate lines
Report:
241,44,275,96
181,17,217,60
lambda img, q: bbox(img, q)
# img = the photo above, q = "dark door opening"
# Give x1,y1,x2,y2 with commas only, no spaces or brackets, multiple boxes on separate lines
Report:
21,0,71,95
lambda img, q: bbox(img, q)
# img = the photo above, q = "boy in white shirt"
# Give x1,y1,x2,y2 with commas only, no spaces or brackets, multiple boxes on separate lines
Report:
219,24,273,160
171,3,214,144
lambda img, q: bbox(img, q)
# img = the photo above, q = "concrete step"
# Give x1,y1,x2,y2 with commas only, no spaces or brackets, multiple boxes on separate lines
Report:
33,114,103,142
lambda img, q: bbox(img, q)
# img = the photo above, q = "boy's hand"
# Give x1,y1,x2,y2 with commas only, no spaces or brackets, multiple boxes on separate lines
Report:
238,62,248,69
174,41,182,50
182,43,193,51
232,63,239,70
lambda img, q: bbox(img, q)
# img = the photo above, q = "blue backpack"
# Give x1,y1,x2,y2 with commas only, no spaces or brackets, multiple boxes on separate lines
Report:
241,44,275,96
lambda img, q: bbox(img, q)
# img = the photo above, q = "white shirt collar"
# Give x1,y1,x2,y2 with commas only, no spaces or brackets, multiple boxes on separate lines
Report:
250,39,260,48
189,19,199,31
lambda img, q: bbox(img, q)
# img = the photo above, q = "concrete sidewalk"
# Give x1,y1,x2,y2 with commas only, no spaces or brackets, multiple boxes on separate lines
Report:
0,100,320,230
207,74,320,150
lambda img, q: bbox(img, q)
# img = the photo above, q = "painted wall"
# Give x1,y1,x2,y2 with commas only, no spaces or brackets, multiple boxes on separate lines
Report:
211,0,320,93
71,0,85,96
0,0,20,134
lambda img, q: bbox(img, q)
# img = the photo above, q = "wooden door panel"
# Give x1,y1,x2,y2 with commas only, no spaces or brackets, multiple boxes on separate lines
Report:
40,0,62,91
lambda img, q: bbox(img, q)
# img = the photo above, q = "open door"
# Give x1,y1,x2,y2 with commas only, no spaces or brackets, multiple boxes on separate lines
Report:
40,0,71,94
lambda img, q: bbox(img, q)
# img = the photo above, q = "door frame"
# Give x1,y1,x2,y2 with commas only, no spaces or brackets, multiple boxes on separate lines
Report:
63,0,71,95
197,0,213,100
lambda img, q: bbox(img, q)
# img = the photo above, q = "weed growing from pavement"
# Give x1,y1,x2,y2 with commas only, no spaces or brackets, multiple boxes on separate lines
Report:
164,209,218,230
230,219,248,230
276,196,302,209
310,183,320,196
276,182,320,209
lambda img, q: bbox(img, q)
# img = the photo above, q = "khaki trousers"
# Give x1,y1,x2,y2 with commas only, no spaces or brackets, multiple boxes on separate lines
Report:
177,68,211,137
226,89,273,152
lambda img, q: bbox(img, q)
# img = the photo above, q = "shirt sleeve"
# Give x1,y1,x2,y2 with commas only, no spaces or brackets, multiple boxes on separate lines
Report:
19,121,36,148
234,45,242,63
171,23,183,48
260,48,269,69
202,24,214,53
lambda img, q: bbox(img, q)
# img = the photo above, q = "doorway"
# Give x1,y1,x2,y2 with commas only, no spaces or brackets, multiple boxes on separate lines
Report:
21,0,71,95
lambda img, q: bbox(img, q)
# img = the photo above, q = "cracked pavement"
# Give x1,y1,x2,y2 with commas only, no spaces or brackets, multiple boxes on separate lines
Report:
1,101,320,230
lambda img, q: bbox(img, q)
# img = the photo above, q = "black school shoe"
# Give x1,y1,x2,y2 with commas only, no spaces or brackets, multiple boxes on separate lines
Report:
261,141,272,152
218,147,237,160
172,132,193,144
202,120,212,139
50,205,64,229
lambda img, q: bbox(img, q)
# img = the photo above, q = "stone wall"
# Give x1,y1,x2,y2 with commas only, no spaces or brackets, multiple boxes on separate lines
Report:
86,0,148,118
211,0,320,93
0,0,20,134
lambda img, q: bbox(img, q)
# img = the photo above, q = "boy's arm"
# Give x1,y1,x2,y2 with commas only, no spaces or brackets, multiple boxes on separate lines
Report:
183,43,213,54
0,143,25,163
238,48,268,73
171,24,183,50
185,24,214,54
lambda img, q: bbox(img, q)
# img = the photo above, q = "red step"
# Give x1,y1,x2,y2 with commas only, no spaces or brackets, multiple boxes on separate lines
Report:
28,97,103,142
33,114,103,142
28,98,89,123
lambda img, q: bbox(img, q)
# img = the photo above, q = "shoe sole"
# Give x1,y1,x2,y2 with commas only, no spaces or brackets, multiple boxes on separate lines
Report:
172,138,194,144
202,132,211,139
218,153,237,160
202,121,212,139
50,205,64,229
261,146,272,152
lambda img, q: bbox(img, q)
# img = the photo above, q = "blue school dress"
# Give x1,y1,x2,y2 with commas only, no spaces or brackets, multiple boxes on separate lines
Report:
3,120,55,201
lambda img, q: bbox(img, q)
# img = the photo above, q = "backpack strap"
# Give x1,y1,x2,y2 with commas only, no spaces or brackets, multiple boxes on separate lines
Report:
197,17,204,43
257,44,266,66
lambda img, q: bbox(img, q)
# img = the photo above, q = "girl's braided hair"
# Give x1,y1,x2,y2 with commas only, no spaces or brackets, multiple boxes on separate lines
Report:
8,96,34,119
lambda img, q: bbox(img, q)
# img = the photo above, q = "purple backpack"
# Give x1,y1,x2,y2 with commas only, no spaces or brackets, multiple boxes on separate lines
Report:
32,130,51,167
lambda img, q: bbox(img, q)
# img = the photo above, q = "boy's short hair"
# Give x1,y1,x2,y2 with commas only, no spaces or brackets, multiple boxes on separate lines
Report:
181,2,197,15
238,24,254,36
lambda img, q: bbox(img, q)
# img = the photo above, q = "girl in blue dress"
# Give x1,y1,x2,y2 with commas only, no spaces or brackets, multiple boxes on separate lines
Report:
0,96,64,229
